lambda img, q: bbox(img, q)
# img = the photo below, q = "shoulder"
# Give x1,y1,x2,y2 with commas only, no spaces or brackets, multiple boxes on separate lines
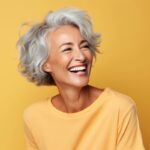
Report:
107,88,136,105
105,88,137,113
23,99,48,123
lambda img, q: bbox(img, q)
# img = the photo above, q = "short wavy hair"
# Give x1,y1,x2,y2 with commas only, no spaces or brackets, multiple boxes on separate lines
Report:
17,7,101,86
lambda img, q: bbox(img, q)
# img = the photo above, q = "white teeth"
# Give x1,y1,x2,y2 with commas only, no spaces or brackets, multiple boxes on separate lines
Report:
69,66,86,71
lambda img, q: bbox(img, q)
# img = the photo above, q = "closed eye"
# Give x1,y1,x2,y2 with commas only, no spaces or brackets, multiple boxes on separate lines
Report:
81,45,90,49
62,48,72,52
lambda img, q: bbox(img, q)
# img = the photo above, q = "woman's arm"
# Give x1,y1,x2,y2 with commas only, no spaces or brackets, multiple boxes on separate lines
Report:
117,104,145,150
23,112,39,150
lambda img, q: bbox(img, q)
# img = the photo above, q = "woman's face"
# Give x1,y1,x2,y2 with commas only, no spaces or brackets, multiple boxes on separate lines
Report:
44,25,93,88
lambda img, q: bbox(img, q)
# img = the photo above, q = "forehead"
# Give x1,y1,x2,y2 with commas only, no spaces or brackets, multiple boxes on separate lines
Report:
47,25,85,47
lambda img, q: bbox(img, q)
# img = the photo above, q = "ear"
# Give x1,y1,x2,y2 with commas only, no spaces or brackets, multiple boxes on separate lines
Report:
43,62,52,72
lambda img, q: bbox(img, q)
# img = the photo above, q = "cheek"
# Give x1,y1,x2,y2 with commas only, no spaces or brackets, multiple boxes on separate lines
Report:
86,52,93,62
51,55,71,70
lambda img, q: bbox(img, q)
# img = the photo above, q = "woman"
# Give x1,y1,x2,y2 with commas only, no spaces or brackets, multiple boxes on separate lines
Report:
17,7,145,150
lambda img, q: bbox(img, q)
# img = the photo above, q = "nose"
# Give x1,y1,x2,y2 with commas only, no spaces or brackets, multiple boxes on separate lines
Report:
74,48,86,62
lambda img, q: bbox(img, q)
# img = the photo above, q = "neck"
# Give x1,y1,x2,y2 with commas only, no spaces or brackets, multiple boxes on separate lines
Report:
56,84,91,113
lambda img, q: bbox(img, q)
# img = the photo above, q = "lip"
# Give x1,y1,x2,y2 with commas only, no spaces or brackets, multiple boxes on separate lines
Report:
74,71,87,76
68,63,89,77
68,64,88,70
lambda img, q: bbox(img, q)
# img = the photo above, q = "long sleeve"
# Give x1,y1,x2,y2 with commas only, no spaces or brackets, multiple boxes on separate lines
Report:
23,112,39,150
117,104,145,150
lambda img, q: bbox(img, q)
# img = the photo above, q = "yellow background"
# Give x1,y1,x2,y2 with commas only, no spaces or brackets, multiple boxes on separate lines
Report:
0,0,149,149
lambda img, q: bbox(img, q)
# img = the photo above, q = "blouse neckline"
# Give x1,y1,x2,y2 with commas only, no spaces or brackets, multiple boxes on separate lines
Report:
47,87,110,119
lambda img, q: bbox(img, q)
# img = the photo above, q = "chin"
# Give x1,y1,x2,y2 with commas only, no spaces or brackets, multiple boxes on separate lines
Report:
70,78,89,88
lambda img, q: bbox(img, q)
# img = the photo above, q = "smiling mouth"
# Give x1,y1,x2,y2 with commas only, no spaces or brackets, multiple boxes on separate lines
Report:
68,65,87,74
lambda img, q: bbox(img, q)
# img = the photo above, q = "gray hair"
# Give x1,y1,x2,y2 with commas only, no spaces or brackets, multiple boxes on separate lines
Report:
17,7,101,86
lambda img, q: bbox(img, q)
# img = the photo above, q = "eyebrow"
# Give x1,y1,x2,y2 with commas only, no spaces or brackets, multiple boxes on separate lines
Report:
80,40,88,45
58,40,88,48
59,42,73,48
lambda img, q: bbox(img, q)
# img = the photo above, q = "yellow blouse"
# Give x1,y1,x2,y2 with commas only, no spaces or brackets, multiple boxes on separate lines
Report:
23,88,145,150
